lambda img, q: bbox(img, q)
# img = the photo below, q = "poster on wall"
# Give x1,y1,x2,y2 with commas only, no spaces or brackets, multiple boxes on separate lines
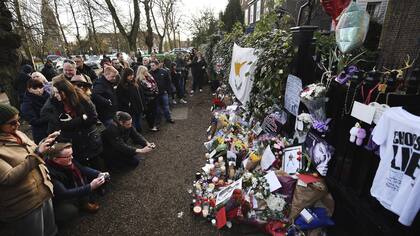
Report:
229,43,259,105
284,74,302,116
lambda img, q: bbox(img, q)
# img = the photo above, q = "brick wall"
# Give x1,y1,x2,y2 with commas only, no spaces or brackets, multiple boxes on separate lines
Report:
378,0,420,69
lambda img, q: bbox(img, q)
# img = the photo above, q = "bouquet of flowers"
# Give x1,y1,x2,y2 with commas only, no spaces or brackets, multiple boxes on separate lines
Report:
294,113,314,143
246,151,262,171
300,83,328,124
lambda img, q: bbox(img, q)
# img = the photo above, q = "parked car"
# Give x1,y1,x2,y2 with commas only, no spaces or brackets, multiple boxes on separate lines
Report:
46,54,62,63
85,55,102,69
55,57,65,72
107,52,130,61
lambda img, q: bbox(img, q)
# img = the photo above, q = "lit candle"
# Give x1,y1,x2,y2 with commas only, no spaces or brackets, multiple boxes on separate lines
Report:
193,205,202,215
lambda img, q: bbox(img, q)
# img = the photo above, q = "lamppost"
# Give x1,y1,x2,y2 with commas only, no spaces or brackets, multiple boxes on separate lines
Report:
177,23,181,48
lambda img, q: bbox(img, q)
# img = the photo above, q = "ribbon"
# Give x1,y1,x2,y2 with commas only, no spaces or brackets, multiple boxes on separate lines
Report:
335,65,358,84
312,118,332,133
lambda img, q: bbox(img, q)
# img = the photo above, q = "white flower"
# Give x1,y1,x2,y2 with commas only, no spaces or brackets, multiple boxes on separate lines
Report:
297,113,313,124
251,177,258,188
255,192,264,199
265,194,286,212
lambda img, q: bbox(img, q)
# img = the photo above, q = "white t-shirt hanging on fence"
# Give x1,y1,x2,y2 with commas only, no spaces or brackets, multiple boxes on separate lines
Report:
371,107,420,226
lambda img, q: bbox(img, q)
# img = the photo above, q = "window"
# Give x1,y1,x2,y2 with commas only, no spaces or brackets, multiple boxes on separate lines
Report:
366,2,382,20
244,8,249,25
249,3,254,24
245,8,249,25
255,0,261,22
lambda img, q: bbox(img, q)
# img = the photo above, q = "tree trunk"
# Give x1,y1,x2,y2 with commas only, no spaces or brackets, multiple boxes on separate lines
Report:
0,0,22,106
69,0,81,53
158,36,164,53
173,28,177,48
167,34,173,50
86,0,100,53
53,0,69,56
13,0,33,65
104,0,140,53
142,0,154,54
112,20,119,51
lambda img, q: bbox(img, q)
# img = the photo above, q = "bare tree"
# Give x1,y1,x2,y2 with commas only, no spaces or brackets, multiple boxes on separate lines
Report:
104,0,140,51
167,2,182,49
141,0,154,53
53,0,70,56
68,0,81,51
12,0,33,63
150,0,176,53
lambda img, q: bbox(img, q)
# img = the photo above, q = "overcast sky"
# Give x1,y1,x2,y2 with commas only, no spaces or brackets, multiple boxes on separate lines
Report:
174,0,229,39
59,0,228,42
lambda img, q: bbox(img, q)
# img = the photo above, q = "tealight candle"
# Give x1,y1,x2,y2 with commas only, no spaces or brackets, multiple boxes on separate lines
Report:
202,203,210,217
220,166,226,174
193,205,202,215
211,219,216,226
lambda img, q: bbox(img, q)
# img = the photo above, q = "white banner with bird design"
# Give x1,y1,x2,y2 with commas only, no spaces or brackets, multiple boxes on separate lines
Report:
229,43,258,105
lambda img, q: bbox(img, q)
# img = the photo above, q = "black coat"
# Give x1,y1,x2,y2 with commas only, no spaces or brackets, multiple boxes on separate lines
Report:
41,64,57,81
92,76,118,122
190,57,207,77
78,64,98,81
14,72,31,101
41,97,102,161
46,160,99,202
150,68,171,95
20,91,49,143
102,121,147,158
116,83,145,116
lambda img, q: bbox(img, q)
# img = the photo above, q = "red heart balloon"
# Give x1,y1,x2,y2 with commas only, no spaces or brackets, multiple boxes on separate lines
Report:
320,0,351,25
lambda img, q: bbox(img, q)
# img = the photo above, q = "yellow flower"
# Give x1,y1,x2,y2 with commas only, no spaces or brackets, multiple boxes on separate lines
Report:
250,152,261,162
216,137,225,144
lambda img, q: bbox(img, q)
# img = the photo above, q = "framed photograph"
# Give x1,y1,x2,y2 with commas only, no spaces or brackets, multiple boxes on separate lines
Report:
304,131,335,176
282,145,303,174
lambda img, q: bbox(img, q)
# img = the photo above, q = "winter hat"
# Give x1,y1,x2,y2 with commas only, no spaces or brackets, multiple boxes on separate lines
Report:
0,104,19,125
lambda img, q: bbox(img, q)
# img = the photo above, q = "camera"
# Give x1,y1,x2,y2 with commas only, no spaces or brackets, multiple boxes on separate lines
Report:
99,172,111,182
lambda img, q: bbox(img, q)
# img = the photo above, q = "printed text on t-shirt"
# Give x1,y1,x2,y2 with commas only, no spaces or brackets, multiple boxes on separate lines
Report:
392,131,420,180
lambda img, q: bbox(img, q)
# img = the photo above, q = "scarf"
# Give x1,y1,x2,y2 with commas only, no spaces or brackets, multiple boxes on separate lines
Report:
47,159,85,186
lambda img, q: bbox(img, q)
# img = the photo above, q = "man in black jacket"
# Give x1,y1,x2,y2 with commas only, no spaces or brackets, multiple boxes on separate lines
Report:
149,61,175,124
74,55,98,81
92,66,118,127
41,59,57,81
45,142,107,225
102,112,155,169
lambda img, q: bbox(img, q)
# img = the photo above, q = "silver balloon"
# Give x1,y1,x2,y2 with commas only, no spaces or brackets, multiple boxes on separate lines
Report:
335,2,370,53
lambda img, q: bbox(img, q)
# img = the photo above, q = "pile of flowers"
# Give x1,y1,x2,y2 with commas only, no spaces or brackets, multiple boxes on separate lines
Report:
190,97,335,235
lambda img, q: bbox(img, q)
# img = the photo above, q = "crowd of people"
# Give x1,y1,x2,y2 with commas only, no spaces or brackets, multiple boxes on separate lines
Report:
1,49,208,236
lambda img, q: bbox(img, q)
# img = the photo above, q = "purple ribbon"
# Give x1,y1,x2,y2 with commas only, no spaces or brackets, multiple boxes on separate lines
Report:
312,118,332,133
335,66,358,84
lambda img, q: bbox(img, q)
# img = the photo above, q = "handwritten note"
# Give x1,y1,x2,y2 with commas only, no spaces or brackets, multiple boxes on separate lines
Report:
284,74,302,116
